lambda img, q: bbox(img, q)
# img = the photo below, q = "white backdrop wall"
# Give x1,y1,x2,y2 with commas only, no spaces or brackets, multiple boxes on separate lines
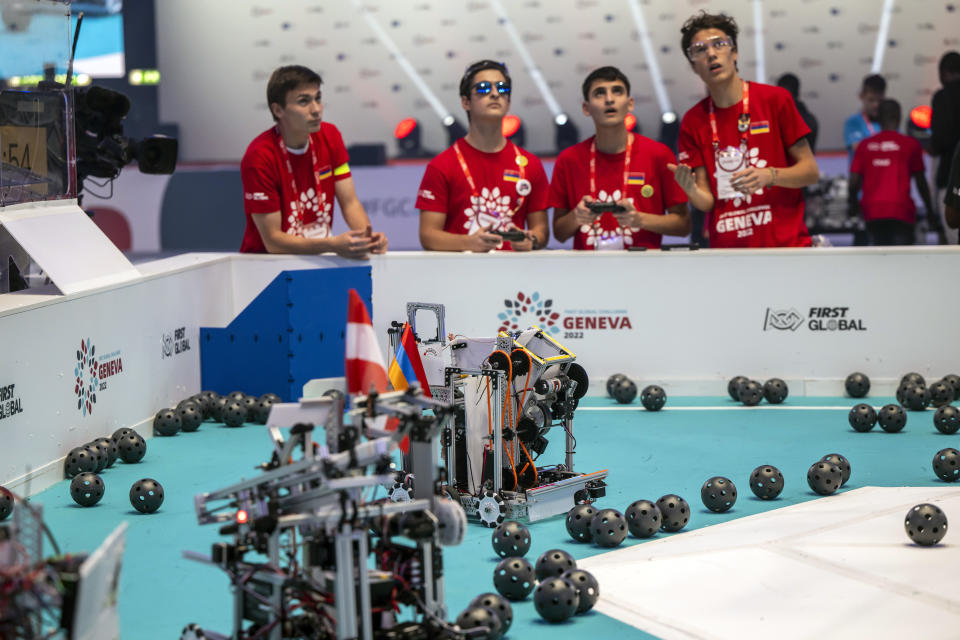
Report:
156,0,960,162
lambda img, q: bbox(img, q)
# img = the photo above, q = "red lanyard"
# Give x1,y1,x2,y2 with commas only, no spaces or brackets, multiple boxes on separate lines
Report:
589,133,633,197
275,126,326,224
453,139,527,211
708,80,750,152
861,112,878,136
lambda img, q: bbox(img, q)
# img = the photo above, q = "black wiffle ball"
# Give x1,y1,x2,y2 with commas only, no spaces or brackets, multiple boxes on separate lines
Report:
848,403,877,432
844,372,870,398
70,472,104,507
129,478,164,514
117,432,146,463
0,486,14,521
640,385,667,411
763,378,789,404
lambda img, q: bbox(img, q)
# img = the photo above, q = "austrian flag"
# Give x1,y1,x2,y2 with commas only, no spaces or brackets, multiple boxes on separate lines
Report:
345,289,389,396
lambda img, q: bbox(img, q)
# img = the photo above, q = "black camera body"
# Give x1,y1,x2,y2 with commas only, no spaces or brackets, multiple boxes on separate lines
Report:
75,86,178,183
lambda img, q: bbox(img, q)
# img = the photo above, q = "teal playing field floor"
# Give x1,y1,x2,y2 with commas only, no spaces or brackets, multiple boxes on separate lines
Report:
35,394,958,639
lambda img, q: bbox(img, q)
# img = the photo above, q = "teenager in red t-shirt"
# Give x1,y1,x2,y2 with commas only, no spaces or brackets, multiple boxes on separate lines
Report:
240,65,387,256
550,66,689,250
848,99,937,245
670,12,820,248
416,60,549,252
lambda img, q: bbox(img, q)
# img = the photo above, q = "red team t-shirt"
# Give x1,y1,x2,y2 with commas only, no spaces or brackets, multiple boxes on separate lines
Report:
678,82,812,248
240,122,351,253
549,134,688,249
415,139,549,251
850,130,924,223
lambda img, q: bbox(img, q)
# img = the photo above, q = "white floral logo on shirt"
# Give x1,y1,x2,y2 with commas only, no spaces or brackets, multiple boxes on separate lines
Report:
464,186,514,234
287,188,332,236
581,189,639,248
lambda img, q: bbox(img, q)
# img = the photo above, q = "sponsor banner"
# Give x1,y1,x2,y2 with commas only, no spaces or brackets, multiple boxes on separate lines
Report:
0,383,23,421
162,326,192,359
73,338,125,417
370,250,960,384
496,290,634,342
764,307,868,333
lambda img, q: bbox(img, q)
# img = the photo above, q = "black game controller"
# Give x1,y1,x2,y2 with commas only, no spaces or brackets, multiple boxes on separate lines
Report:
587,202,626,214
492,229,527,242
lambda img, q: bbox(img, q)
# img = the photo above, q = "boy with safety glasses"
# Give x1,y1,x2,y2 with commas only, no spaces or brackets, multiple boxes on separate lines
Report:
669,12,819,248
416,60,549,251
550,66,690,250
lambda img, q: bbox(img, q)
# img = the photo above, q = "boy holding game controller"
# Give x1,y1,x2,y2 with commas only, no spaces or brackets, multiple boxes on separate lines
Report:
416,60,550,252
549,66,690,250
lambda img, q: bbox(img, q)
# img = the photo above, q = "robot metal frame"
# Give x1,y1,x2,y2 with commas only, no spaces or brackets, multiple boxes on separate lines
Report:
389,303,607,528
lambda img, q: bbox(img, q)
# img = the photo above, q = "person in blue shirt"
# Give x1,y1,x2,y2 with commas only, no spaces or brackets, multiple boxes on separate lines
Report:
844,74,886,164
844,74,886,245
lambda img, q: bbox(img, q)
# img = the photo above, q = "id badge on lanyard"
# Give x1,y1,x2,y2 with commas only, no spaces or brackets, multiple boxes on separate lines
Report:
715,142,748,201
709,81,751,202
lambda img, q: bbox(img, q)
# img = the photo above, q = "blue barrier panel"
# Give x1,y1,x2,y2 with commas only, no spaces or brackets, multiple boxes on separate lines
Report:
200,266,372,401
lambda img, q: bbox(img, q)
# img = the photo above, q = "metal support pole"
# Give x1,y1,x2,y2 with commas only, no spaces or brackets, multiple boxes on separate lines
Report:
335,528,358,640
491,374,502,493
420,540,446,619
410,436,434,501
357,531,373,640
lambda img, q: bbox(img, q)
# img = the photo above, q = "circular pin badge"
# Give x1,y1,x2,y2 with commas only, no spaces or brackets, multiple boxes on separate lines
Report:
641,184,654,198
516,179,532,196
515,155,529,167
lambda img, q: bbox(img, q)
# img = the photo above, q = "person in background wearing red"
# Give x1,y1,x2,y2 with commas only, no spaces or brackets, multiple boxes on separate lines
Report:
669,11,819,249
550,66,689,250
240,65,387,257
416,60,549,252
848,99,939,246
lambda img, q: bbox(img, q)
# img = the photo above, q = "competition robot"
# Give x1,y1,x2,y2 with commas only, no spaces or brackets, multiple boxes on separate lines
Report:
186,385,469,640
387,303,607,527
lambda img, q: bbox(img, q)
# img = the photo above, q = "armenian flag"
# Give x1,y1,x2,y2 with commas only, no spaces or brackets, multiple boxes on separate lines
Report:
627,172,646,185
388,323,432,397
503,169,521,183
749,121,770,134
318,165,333,180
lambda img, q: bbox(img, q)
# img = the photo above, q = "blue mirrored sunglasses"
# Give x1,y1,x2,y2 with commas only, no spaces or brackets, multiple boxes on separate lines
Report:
472,80,511,96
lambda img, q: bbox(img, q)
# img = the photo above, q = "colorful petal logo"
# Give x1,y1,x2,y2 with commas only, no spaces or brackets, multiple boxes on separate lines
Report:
74,338,98,416
497,291,561,335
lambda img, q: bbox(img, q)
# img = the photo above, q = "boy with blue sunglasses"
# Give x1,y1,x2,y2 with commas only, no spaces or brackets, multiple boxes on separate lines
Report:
417,60,549,251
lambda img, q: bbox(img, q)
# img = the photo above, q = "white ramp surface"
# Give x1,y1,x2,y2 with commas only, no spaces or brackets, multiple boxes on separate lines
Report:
579,487,960,640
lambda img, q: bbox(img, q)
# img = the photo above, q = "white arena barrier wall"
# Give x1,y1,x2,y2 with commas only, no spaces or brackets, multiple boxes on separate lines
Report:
0,253,349,496
369,248,960,396
2,247,958,495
